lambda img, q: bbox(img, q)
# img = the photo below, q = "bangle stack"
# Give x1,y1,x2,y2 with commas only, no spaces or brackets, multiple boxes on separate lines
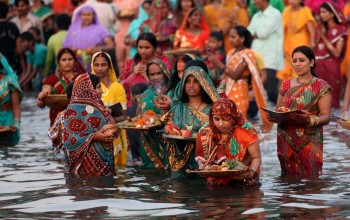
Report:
308,115,320,127
250,167,257,178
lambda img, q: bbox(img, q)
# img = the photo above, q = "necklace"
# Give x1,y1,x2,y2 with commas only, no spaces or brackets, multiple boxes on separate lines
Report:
296,76,313,85
186,102,203,131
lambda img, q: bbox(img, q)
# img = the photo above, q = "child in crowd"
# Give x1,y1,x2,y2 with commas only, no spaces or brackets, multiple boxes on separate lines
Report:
29,27,42,44
127,82,149,165
204,31,226,86
18,31,47,91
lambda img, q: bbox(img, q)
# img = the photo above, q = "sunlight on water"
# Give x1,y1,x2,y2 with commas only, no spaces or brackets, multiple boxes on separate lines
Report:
0,95,350,218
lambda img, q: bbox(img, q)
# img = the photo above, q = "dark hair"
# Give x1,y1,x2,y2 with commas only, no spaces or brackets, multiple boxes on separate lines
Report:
56,13,71,30
131,82,149,96
15,0,29,6
185,60,209,73
169,54,197,90
181,60,213,104
319,3,341,30
88,73,100,89
209,31,225,51
292,45,317,77
20,31,35,42
176,0,195,12
29,27,41,43
134,32,157,63
57,48,76,62
66,82,74,101
0,2,8,19
92,52,112,68
142,0,153,7
233,25,253,48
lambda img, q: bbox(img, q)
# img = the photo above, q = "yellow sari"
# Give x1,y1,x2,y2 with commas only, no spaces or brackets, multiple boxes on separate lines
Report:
91,52,128,166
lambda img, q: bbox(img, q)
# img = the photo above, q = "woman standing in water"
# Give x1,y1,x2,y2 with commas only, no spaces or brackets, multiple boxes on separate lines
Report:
165,60,220,175
0,54,21,146
91,51,127,167
269,46,332,175
63,73,118,176
196,98,261,185
37,48,85,125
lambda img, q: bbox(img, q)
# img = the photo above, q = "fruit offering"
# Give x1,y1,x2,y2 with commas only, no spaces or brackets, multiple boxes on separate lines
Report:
205,159,248,171
277,106,290,112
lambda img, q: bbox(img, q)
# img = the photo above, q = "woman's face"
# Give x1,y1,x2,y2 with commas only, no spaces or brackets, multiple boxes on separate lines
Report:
181,0,193,12
160,3,169,18
185,75,202,98
59,52,75,72
229,28,243,48
213,114,234,134
188,9,201,27
142,2,152,17
95,82,103,99
93,56,109,77
292,52,314,77
148,63,166,86
288,0,302,7
81,10,94,26
177,60,186,79
137,40,155,60
319,7,334,23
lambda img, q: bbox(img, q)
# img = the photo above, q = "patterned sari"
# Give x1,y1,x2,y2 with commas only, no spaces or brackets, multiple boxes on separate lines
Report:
221,48,271,126
277,78,332,175
0,55,22,146
139,59,173,169
167,65,220,174
91,52,127,167
63,74,114,176
196,99,259,184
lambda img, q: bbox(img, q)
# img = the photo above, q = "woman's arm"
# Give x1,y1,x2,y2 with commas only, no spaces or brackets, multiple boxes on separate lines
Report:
342,72,350,114
322,35,345,58
208,54,247,80
246,141,261,176
10,90,21,132
89,37,115,54
306,21,315,49
37,85,53,108
315,94,332,126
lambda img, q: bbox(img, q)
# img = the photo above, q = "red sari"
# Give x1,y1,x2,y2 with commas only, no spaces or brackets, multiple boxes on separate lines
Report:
314,4,347,108
277,79,332,175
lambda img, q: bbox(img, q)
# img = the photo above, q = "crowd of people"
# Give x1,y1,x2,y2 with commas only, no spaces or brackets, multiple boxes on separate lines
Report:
0,0,350,185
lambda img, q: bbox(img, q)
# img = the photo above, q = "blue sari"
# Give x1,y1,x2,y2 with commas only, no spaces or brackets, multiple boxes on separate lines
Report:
0,55,22,146
167,65,220,175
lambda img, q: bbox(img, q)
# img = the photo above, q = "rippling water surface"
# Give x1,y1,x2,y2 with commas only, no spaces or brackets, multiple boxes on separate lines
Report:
1,95,350,219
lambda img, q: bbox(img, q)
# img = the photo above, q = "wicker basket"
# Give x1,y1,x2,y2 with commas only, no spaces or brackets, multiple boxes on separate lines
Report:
338,120,350,130
45,94,69,110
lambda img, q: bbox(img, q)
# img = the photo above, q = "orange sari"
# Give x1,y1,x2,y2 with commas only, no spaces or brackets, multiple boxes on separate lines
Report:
173,8,210,50
204,0,249,52
277,6,315,80
224,49,271,126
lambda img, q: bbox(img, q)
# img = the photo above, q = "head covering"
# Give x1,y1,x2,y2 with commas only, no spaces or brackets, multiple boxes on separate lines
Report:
0,54,22,93
56,47,86,77
63,73,113,176
180,7,209,31
321,2,345,24
178,64,220,103
149,0,169,32
175,0,203,13
209,98,245,142
91,51,118,83
147,58,171,79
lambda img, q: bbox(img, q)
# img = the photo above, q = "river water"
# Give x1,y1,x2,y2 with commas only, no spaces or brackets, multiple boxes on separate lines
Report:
1,94,350,219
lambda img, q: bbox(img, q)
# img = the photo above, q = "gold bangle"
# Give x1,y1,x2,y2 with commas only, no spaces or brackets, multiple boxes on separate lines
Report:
308,115,319,127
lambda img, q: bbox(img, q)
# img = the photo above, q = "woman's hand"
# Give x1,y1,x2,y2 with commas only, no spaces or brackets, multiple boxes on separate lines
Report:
266,113,278,123
197,160,205,170
93,125,119,142
155,95,172,111
133,63,146,75
290,110,312,125
37,91,49,108
208,53,223,68
9,126,18,132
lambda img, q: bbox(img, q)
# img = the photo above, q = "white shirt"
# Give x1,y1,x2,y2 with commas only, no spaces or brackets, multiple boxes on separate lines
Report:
248,5,284,71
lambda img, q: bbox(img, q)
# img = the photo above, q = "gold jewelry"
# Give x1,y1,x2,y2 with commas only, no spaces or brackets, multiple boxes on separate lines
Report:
308,115,319,127
297,76,313,85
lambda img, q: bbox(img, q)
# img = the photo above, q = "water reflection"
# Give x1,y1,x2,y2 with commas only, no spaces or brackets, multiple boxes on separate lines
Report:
0,95,350,218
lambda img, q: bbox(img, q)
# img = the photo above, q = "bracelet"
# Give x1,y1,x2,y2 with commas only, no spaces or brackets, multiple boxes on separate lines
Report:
308,115,320,127
250,167,257,178
13,118,20,129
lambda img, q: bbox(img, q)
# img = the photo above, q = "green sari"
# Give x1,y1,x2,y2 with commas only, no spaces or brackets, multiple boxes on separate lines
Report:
0,55,22,145
139,59,173,169
167,65,220,175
